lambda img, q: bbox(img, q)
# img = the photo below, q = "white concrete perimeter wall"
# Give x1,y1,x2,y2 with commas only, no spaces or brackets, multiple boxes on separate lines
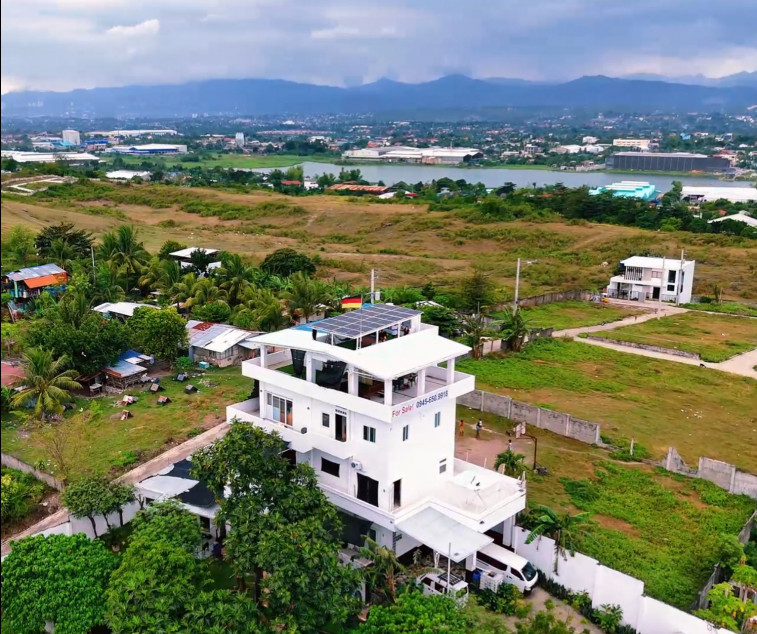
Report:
511,527,731,634
69,501,141,539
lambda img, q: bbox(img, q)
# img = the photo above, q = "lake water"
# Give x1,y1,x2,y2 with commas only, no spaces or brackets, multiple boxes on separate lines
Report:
284,161,750,191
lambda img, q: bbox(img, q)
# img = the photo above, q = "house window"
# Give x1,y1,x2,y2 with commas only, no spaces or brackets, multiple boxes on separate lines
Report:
434,412,441,428
357,473,379,507
266,393,293,426
667,270,676,284
439,458,447,474
363,425,376,443
402,425,409,441
322,413,330,428
321,458,340,477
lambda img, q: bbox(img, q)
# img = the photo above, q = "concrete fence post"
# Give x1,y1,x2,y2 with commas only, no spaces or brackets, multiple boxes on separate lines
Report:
507,398,512,419
729,466,737,494
480,390,484,411
536,407,541,429
565,416,572,438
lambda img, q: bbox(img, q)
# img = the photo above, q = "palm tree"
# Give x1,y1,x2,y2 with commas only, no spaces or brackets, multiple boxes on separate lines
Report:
463,312,492,359
99,225,149,294
216,253,252,307
359,537,405,603
168,272,199,308
49,238,77,269
56,290,91,328
234,287,290,332
525,505,591,573
91,262,126,304
187,278,228,310
494,449,527,477
283,272,331,323
10,348,81,421
499,307,531,352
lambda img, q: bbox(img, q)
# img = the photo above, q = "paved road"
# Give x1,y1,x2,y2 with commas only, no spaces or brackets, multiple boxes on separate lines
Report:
1,421,231,557
553,303,686,339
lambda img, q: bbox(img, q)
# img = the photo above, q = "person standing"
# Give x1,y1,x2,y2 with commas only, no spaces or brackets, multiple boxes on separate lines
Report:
459,419,465,437
476,419,483,439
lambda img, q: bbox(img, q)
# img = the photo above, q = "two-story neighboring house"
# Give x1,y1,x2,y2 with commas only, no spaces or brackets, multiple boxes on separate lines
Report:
1,264,68,310
606,256,695,304
226,304,526,572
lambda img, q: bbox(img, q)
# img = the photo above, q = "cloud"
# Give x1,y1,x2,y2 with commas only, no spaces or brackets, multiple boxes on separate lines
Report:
106,18,159,37
1,0,755,93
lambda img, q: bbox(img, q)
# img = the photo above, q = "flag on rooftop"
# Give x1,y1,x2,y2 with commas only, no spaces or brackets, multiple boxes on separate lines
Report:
341,296,362,310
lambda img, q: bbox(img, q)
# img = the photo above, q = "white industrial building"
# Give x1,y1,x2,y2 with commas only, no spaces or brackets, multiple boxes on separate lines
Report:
1,150,98,164
612,139,651,150
551,144,604,154
606,256,695,304
235,132,245,148
342,146,483,165
227,304,526,569
61,129,81,146
105,170,151,180
101,129,178,137
105,144,188,155
708,212,757,228
681,186,757,204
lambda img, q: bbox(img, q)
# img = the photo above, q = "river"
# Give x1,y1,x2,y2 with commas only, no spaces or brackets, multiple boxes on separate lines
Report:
281,161,752,191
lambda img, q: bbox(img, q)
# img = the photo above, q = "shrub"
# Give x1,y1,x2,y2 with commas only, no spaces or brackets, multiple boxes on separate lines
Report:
593,604,623,633
173,356,193,374
477,582,522,615
1,468,47,525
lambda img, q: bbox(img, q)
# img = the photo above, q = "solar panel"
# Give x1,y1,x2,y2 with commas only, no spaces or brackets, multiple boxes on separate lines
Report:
314,304,420,339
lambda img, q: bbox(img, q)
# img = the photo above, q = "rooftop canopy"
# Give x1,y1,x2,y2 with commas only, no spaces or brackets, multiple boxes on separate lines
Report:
309,304,420,339
396,507,492,562
5,263,66,282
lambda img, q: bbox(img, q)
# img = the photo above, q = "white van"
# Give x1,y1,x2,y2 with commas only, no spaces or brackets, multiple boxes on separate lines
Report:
475,543,538,594
416,570,469,606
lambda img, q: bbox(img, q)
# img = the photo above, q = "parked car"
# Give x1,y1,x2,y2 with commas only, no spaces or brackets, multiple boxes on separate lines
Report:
416,569,469,606
475,543,538,594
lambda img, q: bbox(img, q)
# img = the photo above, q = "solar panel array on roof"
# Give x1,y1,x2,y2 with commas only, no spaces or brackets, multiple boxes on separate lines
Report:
6,263,66,282
313,304,420,339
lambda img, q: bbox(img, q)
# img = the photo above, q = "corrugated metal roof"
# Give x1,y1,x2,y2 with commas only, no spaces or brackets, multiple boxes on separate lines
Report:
186,322,256,352
24,274,66,289
6,264,66,282
104,359,147,378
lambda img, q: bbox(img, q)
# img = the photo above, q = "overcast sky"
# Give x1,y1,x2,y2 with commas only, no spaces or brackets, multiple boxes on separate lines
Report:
2,0,756,94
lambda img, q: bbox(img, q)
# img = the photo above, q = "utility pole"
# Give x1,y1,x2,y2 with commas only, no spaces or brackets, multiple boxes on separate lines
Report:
447,542,452,593
370,268,375,303
675,249,685,306
90,246,96,283
513,258,521,314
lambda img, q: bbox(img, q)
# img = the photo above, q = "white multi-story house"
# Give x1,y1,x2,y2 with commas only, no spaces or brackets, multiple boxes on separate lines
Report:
606,256,695,304
226,305,526,570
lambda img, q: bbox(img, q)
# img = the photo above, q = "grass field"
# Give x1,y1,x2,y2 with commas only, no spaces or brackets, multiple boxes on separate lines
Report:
3,182,757,301
493,300,644,331
455,406,755,609
457,338,757,470
597,311,757,362
0,366,251,480
680,302,757,318
109,153,338,170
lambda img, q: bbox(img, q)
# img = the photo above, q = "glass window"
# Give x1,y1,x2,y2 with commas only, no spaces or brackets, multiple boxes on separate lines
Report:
523,562,537,581
322,413,330,428
269,394,292,425
321,458,340,477
511,568,524,580
402,425,409,441
439,458,447,474
434,412,441,428
363,425,376,443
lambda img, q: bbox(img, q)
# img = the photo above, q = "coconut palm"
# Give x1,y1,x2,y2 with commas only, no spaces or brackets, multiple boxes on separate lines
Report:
187,278,228,310
494,449,528,477
499,307,531,352
233,287,290,331
525,505,591,573
463,312,493,359
359,537,405,603
216,253,253,307
99,225,149,293
283,272,331,323
49,238,77,269
91,262,126,304
11,348,81,421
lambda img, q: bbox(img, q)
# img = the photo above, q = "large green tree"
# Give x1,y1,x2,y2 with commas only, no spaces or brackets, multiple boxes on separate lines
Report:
105,500,259,633
62,475,134,536
128,306,188,360
1,533,118,634
10,348,81,420
260,248,316,277
35,222,94,261
6,225,37,266
216,252,253,307
358,590,468,633
460,270,496,312
191,424,362,630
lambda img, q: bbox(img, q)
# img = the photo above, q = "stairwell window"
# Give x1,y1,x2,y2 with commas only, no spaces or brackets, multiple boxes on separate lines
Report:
363,425,376,443
321,458,340,477
434,412,441,428
402,425,409,441
439,458,447,474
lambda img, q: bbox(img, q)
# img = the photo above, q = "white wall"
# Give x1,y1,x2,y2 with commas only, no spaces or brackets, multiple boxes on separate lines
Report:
511,527,731,634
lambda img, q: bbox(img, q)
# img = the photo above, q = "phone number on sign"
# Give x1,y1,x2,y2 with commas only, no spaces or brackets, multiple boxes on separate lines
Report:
415,390,449,409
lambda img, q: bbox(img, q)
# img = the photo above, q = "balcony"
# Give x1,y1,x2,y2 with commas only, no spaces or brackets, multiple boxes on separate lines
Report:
226,398,313,453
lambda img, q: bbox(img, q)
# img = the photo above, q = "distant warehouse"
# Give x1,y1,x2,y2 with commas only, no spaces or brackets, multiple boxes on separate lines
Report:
105,144,188,156
606,152,730,173
342,146,483,165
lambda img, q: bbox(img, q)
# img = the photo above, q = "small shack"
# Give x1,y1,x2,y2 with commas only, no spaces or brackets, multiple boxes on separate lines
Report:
186,320,262,368
103,350,153,391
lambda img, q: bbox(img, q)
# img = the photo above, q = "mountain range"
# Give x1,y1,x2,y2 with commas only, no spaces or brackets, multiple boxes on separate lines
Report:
2,74,756,118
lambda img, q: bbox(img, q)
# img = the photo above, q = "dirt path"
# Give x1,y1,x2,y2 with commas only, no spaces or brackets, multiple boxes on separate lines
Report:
553,303,686,338
1,421,231,557
497,588,603,633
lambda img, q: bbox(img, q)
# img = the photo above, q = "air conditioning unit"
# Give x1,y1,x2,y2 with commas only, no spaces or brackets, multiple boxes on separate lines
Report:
300,427,308,434
351,461,363,470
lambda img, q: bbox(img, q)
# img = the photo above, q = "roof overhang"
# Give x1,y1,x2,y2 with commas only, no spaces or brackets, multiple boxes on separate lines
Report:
396,507,492,562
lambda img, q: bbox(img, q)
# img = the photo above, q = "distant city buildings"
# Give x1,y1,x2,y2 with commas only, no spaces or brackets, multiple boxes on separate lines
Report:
1,150,98,164
235,132,245,148
94,129,178,137
105,144,188,155
606,152,731,173
681,186,757,204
